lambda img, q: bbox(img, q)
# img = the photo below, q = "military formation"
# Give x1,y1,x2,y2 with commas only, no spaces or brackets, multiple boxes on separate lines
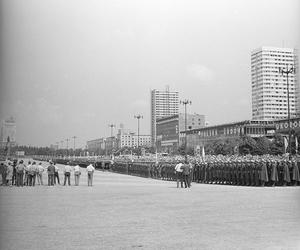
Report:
111,154,300,187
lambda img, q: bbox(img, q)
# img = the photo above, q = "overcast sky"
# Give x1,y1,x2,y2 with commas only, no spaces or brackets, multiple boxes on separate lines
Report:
0,0,299,148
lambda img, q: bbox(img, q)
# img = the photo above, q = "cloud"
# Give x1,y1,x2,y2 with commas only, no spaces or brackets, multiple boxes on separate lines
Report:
35,98,62,125
186,64,214,84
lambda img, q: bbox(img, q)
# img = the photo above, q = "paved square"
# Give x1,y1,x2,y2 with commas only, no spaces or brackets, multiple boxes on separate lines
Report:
1,167,300,250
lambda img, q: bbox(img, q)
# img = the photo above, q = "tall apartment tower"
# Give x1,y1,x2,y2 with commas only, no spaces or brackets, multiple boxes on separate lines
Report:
251,46,298,121
151,87,179,146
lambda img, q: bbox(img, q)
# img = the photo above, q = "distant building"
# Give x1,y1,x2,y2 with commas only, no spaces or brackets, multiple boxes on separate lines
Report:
156,113,205,153
183,120,275,151
151,87,179,146
86,138,105,154
0,117,16,148
50,144,58,150
117,124,151,148
251,46,299,121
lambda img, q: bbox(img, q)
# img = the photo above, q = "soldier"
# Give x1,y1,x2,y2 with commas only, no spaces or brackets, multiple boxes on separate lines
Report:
283,160,291,186
291,159,300,186
182,158,191,188
260,159,269,187
270,160,279,187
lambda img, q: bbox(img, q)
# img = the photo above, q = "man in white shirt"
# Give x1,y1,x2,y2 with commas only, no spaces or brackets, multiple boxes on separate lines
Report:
63,163,72,186
74,164,81,186
175,162,184,188
37,163,44,185
86,164,95,186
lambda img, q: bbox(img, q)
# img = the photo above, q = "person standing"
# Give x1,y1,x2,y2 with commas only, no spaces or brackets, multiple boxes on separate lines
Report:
16,160,25,187
54,163,60,185
37,163,44,185
182,160,191,188
12,160,17,185
1,161,7,185
174,162,183,188
47,161,55,186
6,161,14,186
86,163,95,186
63,163,72,186
74,164,81,186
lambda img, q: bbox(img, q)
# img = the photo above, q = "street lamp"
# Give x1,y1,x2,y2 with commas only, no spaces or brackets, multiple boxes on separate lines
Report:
180,99,192,154
134,114,143,157
279,66,295,158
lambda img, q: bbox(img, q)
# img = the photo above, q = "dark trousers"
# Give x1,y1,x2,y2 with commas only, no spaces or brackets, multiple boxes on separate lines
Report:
64,172,71,186
28,174,36,186
54,172,60,184
16,172,24,186
184,174,191,188
48,174,54,186
176,172,183,188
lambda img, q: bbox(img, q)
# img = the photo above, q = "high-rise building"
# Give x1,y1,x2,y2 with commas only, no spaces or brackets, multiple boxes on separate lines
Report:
251,46,298,121
0,117,16,148
151,87,179,146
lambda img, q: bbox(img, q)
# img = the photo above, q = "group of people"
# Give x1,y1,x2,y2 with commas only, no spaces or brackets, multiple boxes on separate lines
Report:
175,158,193,188
0,159,96,187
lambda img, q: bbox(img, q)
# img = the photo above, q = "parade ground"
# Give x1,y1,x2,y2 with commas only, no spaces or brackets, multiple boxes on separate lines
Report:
1,168,300,250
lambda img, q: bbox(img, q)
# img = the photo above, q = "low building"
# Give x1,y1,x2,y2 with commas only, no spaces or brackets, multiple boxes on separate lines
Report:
183,120,275,151
86,138,105,154
156,113,205,153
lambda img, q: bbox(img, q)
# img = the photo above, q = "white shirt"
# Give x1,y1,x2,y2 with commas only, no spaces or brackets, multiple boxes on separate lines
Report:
38,165,44,173
175,163,183,172
86,164,95,172
74,165,80,172
64,165,72,173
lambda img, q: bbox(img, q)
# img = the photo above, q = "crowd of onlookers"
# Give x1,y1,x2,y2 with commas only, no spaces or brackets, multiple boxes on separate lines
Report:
0,159,95,187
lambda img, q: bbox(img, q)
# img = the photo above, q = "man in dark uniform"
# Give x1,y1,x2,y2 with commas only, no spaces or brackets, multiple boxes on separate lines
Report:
182,159,191,188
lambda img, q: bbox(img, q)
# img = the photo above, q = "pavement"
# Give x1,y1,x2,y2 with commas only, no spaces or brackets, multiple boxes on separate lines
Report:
1,165,300,250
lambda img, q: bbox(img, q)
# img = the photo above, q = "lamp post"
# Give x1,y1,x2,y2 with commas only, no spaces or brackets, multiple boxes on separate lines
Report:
180,99,192,154
279,66,295,159
134,114,143,157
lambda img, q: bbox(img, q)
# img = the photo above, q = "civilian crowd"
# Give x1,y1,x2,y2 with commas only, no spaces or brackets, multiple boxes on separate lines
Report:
0,159,95,187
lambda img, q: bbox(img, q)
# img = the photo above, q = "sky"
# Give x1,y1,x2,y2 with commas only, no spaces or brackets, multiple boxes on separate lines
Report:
0,0,299,148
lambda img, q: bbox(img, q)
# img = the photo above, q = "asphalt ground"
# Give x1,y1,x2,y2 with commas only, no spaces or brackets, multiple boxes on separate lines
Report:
0,164,300,250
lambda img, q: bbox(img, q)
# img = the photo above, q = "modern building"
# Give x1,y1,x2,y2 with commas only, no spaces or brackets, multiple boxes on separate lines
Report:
0,117,16,148
183,120,275,151
251,46,299,121
156,113,205,153
117,126,151,148
151,87,179,146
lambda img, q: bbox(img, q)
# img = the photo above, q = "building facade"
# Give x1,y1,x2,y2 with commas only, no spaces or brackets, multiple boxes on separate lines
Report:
151,88,179,146
156,113,205,153
251,46,299,121
183,120,275,151
86,138,105,154
0,117,16,148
